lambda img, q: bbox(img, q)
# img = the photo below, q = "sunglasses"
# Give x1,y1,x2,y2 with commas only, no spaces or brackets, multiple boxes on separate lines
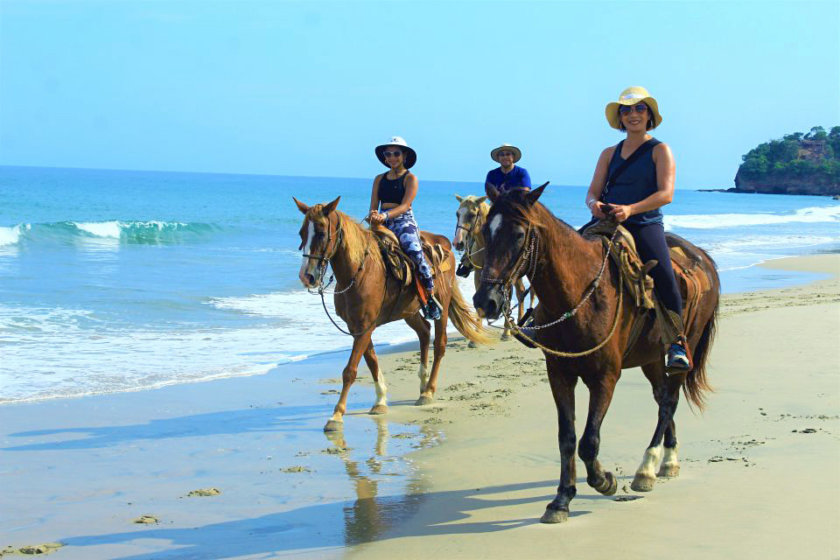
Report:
497,151,514,157
619,103,649,115
383,150,402,158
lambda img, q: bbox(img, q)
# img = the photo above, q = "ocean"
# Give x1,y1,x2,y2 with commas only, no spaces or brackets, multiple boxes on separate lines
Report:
1,165,839,405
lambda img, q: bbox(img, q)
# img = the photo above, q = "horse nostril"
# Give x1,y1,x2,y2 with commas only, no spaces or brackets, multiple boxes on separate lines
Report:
305,274,315,286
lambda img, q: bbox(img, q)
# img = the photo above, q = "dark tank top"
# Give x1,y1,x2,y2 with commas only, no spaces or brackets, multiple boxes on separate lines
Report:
603,139,663,225
378,172,407,205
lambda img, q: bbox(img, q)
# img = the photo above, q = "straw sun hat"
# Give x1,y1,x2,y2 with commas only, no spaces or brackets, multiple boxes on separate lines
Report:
490,143,522,163
605,86,663,130
375,136,417,169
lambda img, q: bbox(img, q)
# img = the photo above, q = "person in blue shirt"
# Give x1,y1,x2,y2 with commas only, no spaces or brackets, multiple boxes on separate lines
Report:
485,144,531,196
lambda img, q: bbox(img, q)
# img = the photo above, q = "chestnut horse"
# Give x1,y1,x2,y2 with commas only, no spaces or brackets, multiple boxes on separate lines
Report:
453,194,534,341
473,185,719,523
296,197,489,432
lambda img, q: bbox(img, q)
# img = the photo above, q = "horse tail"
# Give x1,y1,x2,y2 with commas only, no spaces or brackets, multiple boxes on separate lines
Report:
683,298,718,411
448,281,493,345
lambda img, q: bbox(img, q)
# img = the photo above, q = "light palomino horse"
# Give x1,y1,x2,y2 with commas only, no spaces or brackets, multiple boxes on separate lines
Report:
473,185,719,523
453,194,534,341
296,197,490,432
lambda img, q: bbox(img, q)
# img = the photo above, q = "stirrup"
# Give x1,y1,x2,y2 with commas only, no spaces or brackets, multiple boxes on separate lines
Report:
512,307,537,349
423,296,442,321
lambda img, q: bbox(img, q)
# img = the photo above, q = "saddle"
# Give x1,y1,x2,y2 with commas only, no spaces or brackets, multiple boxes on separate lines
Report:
581,220,711,349
370,224,451,298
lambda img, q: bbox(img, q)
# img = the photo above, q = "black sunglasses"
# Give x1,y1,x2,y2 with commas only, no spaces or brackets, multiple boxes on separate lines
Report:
619,103,649,115
383,150,402,158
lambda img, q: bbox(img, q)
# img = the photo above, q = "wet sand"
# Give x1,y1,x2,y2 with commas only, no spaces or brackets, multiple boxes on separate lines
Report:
1,254,838,559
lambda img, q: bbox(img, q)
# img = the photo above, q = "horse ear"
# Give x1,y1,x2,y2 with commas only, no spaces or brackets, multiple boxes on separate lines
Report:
323,196,341,216
487,185,500,203
455,194,463,202
477,195,488,204
293,197,309,214
525,182,549,205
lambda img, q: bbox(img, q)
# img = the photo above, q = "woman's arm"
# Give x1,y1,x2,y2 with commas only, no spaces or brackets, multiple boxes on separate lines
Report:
608,143,675,223
585,147,614,220
368,175,382,223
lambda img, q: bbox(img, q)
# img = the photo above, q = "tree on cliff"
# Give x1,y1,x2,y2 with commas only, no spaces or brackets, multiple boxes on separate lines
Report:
738,126,840,185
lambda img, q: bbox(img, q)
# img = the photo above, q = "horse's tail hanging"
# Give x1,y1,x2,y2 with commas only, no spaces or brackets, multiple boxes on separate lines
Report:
448,282,492,346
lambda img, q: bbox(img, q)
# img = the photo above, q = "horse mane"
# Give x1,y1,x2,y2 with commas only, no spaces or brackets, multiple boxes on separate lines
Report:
494,189,578,248
336,210,376,264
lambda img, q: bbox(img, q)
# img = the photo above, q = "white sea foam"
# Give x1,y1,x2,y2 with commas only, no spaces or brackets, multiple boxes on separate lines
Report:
75,220,123,238
667,205,840,230
0,225,23,247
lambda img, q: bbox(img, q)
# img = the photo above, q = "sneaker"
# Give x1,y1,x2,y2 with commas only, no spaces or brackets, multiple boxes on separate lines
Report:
666,341,691,371
424,299,442,321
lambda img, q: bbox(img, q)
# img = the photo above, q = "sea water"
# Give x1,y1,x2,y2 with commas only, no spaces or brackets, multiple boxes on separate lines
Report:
1,165,838,403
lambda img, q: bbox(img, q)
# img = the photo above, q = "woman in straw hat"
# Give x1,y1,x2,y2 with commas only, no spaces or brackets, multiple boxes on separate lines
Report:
485,143,531,197
368,136,441,320
583,86,690,371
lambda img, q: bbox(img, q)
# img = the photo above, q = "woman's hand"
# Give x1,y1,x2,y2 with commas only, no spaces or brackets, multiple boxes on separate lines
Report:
590,201,610,220
369,211,387,226
607,204,633,223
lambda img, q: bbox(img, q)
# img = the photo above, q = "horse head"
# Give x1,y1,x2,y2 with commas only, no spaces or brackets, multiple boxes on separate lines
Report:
453,194,489,252
294,196,341,289
473,184,547,319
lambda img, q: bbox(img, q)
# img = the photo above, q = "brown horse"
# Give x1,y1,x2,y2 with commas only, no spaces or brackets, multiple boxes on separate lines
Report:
453,194,534,341
295,197,489,432
473,185,719,523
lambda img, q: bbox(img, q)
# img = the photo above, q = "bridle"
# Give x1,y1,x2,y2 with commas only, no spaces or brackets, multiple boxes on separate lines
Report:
301,214,345,288
456,206,488,270
479,221,538,292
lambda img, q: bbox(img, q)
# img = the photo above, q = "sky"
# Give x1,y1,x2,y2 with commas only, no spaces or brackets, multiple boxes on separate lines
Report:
0,0,838,188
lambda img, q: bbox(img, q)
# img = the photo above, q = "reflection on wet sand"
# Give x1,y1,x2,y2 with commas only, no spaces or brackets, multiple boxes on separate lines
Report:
324,417,442,545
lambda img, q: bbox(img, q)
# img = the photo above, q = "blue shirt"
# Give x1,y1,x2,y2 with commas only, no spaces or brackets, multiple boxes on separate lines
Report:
485,165,531,193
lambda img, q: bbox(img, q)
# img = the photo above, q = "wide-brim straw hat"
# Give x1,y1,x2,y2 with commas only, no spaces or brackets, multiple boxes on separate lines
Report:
375,136,417,169
490,143,522,163
605,86,663,130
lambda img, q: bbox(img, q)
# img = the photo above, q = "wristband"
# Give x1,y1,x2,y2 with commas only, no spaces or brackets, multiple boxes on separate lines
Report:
586,198,596,209
382,211,389,220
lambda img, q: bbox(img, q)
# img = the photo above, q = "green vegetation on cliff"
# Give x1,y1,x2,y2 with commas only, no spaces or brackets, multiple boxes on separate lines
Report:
736,127,840,194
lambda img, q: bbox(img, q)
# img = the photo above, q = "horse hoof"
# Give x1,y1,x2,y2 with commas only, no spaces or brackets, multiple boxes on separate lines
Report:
323,420,343,433
468,340,478,349
368,405,388,415
415,395,434,406
630,474,656,492
540,508,569,524
500,333,511,341
594,472,618,496
658,464,680,478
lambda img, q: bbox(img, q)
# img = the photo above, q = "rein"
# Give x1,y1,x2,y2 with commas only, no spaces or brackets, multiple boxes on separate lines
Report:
487,223,625,358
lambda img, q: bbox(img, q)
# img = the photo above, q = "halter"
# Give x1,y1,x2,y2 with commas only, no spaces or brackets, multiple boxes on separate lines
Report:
479,222,539,291
301,214,346,289
456,208,487,270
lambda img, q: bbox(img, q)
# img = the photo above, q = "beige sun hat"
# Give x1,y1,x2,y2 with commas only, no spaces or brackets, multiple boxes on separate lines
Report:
605,86,663,130
490,143,522,163
375,136,417,169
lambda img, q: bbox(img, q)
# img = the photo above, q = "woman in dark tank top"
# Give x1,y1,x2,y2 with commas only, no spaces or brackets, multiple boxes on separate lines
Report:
368,136,441,320
583,86,691,372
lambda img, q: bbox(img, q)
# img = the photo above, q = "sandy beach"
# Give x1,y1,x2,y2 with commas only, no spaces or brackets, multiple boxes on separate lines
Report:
2,254,839,559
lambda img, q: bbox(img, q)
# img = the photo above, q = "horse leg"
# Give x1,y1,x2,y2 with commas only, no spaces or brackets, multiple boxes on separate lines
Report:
541,358,578,524
416,304,448,406
578,372,619,497
404,313,431,395
325,331,373,432
632,362,682,490
363,342,388,416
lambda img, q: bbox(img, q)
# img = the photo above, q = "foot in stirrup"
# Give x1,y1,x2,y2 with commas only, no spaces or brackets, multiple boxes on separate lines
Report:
666,336,691,372
423,296,442,321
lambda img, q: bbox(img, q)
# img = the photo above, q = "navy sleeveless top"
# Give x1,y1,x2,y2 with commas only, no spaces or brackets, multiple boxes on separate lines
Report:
378,172,407,205
603,139,663,225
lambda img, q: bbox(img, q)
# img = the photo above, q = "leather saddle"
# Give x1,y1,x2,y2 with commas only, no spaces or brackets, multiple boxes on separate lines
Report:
369,224,452,291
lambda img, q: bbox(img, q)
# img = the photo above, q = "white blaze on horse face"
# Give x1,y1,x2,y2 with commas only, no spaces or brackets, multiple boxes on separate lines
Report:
298,221,316,286
454,207,466,246
488,214,503,241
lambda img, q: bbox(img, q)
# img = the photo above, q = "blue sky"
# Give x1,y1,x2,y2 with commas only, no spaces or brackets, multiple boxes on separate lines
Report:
1,0,838,188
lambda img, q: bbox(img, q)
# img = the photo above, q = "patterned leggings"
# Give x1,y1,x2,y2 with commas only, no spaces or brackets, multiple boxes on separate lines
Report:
385,209,434,293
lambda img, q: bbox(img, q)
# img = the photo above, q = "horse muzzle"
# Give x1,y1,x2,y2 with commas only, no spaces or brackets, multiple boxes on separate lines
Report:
473,284,504,320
